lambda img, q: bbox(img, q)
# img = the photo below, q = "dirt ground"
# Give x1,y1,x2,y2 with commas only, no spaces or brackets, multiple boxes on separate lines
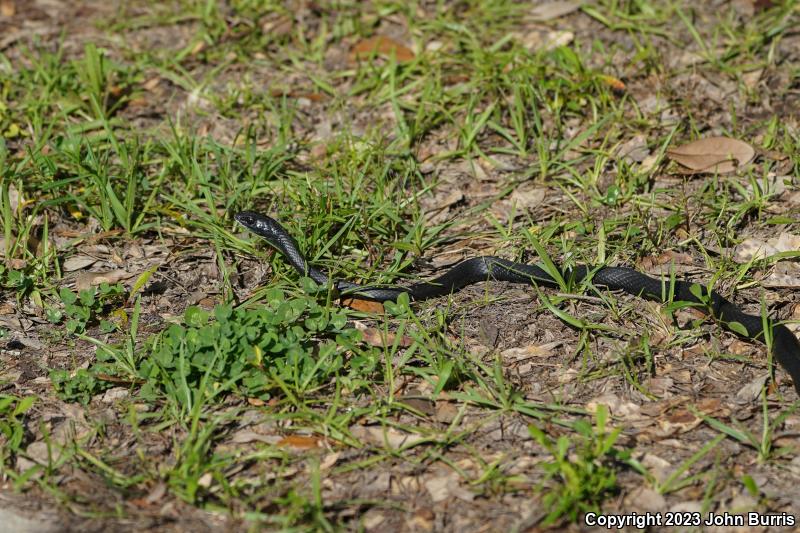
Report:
2,0,800,531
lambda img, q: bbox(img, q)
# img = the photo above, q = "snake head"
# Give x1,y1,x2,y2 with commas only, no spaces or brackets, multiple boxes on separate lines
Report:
234,211,258,228
234,211,278,237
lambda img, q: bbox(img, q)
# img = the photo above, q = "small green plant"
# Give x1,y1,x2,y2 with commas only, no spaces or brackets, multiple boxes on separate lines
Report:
0,393,35,470
0,265,34,300
53,282,126,334
138,284,375,408
527,405,626,525
50,368,111,405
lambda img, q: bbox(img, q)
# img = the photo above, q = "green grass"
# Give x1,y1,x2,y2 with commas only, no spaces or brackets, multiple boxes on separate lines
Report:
1,0,800,529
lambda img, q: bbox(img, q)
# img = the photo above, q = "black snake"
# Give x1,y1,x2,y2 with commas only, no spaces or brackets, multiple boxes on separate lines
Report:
235,211,800,395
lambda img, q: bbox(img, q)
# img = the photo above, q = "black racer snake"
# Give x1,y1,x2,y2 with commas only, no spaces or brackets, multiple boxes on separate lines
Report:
235,211,800,395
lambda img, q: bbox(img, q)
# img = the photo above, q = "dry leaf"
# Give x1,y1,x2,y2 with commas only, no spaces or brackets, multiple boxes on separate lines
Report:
0,0,15,17
501,341,562,360
62,255,98,272
543,30,574,49
74,269,133,292
320,452,340,470
350,425,425,449
144,482,168,505
435,401,459,423
229,429,281,444
624,486,667,512
357,326,413,348
586,393,644,420
197,473,213,488
733,237,777,263
599,74,626,92
269,88,328,102
8,183,21,213
733,232,800,263
657,409,701,435
362,511,386,529
529,1,581,21
764,262,800,288
735,374,769,403
397,396,436,416
351,36,415,63
666,136,755,174
510,185,546,210
342,298,385,313
616,134,649,163
142,76,161,91
277,435,325,449
774,232,800,252
742,69,763,89
424,472,474,503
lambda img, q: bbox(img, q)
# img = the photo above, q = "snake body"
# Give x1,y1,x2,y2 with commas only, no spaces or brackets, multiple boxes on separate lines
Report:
235,211,800,395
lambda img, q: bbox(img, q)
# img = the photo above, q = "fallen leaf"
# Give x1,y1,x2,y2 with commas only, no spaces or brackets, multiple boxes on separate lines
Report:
229,429,281,444
657,409,701,435
95,374,144,386
543,30,574,49
277,435,325,449
424,471,474,503
639,152,660,173
356,322,414,348
528,1,582,21
640,453,672,484
189,41,206,57
145,482,168,505
694,397,729,417
362,511,385,529
74,270,133,292
732,232,800,264
350,425,425,449
8,182,21,213
342,298,385,313
774,232,800,252
435,401,459,424
407,507,435,530
62,255,98,272
615,134,649,163
269,88,328,102
197,472,213,488
586,393,644,420
666,136,755,174
735,374,769,403
260,13,293,36
510,185,546,210
599,74,626,92
733,237,778,263
246,397,266,406
501,340,562,360
320,452,340,470
142,76,161,91
351,36,415,63
397,396,436,416
765,262,800,288
742,69,763,89
1,0,15,17
624,486,667,512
